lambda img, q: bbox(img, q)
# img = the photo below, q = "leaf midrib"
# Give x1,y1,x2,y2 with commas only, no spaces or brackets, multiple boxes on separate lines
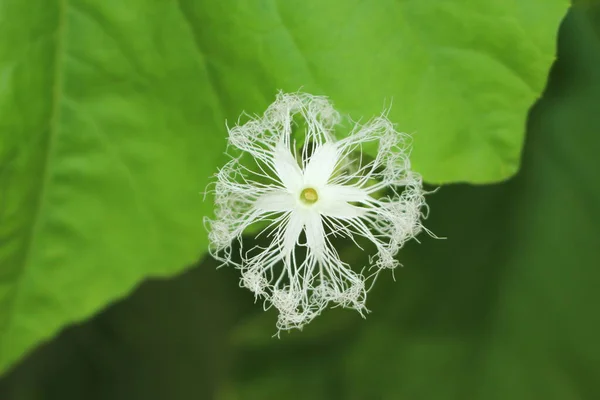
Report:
0,0,68,370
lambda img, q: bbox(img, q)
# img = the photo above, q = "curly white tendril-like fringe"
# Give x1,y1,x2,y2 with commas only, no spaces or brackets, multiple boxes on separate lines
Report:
206,92,428,332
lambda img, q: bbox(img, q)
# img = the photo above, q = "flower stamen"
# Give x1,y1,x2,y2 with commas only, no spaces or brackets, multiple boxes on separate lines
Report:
300,187,319,204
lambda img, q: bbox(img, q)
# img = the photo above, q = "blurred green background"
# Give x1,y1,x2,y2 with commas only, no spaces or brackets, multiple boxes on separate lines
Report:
1,1,599,399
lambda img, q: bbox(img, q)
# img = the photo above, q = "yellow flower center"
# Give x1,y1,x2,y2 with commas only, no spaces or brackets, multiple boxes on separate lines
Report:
300,187,319,204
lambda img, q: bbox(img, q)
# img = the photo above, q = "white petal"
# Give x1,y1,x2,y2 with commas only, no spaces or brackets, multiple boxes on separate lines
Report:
318,202,365,219
282,210,305,255
274,143,303,192
317,185,369,218
255,190,296,213
303,142,339,187
320,185,370,203
304,210,326,256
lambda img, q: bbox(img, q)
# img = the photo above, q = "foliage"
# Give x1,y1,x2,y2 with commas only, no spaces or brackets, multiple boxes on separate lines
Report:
1,2,594,399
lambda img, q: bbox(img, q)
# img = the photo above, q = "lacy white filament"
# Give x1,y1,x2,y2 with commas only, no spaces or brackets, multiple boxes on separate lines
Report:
206,92,427,331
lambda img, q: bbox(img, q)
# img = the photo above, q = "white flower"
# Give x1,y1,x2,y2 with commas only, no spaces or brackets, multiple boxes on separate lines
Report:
206,92,427,332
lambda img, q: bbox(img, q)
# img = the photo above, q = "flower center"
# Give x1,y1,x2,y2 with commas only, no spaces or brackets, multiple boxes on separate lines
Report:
300,187,319,204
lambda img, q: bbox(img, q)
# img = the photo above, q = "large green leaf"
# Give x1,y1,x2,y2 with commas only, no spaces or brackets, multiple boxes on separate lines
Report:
178,0,567,183
0,0,569,376
0,0,226,374
0,5,598,399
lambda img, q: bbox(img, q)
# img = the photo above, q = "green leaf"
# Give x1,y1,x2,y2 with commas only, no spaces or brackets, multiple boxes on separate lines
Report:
178,0,568,183
0,0,570,377
0,0,227,374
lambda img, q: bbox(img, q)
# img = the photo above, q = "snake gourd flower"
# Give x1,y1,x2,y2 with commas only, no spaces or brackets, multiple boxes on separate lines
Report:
206,92,427,331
